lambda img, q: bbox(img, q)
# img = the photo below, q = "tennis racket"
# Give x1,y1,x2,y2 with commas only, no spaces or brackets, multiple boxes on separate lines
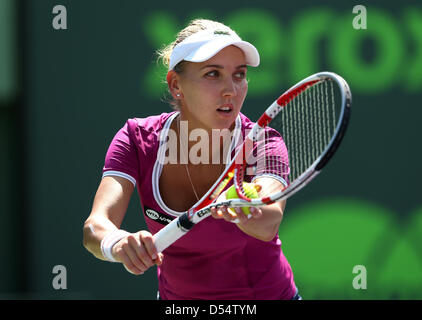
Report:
153,71,351,253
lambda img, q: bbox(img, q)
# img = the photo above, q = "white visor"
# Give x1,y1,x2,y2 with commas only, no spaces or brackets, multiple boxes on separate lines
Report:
168,28,260,71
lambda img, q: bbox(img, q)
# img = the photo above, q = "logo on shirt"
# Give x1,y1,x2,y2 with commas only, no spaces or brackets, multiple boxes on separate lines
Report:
144,207,173,225
146,209,159,220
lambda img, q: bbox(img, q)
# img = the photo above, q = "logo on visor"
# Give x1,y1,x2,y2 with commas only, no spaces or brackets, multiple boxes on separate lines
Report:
214,30,230,36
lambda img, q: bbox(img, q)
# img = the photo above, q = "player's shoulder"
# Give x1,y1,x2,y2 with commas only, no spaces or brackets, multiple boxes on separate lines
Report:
126,112,176,134
239,112,255,130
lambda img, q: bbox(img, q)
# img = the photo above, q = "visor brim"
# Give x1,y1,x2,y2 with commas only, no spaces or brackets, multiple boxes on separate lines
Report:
184,39,260,67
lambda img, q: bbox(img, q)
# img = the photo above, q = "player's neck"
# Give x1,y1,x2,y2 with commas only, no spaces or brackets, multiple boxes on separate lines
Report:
176,114,230,165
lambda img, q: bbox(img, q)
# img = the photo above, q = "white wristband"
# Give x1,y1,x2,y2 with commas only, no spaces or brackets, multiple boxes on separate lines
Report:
100,229,130,262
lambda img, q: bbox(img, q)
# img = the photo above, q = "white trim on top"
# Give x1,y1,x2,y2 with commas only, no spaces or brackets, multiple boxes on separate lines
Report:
152,113,243,217
102,170,137,187
152,112,181,217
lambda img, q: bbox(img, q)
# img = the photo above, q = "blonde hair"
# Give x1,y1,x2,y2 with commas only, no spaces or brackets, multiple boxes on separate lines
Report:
157,19,232,109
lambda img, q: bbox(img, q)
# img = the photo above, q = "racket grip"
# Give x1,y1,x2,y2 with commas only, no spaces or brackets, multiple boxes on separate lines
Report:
153,217,187,253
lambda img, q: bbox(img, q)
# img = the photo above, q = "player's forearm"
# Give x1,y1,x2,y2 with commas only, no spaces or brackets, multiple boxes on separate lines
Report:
83,214,119,260
236,203,283,242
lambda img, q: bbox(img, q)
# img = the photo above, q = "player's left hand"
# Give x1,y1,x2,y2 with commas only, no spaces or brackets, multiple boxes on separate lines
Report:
210,188,263,224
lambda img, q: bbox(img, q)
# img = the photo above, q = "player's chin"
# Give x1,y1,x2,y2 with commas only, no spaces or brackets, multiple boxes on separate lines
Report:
214,111,239,129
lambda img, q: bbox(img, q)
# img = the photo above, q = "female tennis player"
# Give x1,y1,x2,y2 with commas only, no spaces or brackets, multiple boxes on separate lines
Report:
83,19,300,300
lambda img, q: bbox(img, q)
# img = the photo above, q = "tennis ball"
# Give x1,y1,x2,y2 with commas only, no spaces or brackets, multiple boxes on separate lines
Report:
226,182,259,215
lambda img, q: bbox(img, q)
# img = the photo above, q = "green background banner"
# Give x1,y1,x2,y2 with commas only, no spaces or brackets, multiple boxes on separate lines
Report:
0,0,421,299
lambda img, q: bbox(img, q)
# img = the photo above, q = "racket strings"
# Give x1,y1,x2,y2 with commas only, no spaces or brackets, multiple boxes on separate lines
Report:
269,79,339,185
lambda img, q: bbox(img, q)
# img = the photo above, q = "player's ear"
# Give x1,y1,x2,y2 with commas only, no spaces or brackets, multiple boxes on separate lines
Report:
167,71,183,100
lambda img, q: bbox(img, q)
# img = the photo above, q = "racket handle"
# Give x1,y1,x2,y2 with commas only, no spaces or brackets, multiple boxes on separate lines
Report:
153,216,187,253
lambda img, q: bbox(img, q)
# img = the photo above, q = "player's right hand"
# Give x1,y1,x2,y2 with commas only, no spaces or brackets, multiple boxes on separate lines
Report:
111,230,164,275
